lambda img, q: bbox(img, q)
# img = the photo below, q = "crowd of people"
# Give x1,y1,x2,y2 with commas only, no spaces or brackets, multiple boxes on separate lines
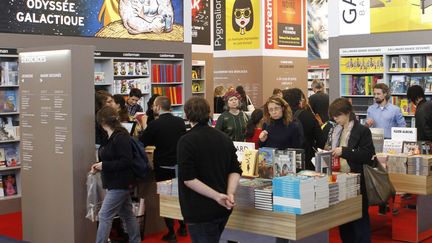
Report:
90,80,432,243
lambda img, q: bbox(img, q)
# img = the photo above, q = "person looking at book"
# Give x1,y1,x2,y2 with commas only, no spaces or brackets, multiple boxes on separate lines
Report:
309,79,329,123
215,90,248,141
407,85,432,141
327,98,375,243
366,83,406,139
245,108,264,149
113,94,131,122
177,97,242,243
214,85,226,113
283,88,324,170
91,106,141,243
139,96,187,242
126,88,143,116
259,96,304,149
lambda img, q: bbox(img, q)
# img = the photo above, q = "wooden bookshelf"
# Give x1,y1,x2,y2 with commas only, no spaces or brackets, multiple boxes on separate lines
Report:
159,195,362,240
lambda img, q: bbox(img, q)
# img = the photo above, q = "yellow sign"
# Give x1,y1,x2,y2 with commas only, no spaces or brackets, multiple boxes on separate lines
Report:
226,0,260,50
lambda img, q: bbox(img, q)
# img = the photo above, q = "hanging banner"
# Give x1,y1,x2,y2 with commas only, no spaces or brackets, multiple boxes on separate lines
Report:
338,0,370,36
265,0,306,50
1,0,184,41
192,0,211,45
307,0,328,60
371,1,432,33
214,0,260,50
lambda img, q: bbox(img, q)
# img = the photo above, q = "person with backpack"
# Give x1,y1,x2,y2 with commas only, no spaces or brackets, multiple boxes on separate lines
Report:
283,88,324,170
91,106,141,243
139,96,187,242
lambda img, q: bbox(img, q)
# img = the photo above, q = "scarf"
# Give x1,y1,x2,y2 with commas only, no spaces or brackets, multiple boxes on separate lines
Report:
328,120,355,149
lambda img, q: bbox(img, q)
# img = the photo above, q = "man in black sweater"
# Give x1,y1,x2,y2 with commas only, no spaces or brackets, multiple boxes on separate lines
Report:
139,96,187,242
309,80,329,123
407,85,432,141
177,97,242,243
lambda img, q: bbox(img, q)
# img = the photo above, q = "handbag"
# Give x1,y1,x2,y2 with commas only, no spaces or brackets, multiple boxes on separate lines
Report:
363,158,395,206
246,96,255,112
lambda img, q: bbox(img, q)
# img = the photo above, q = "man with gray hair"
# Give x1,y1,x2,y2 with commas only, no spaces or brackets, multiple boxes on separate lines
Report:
309,79,329,123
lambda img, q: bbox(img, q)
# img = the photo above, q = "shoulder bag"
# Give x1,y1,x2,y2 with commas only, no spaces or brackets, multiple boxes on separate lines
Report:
363,158,395,206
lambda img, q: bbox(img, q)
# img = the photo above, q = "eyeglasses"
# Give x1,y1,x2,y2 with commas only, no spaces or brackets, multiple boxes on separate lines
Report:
234,8,251,19
268,106,282,113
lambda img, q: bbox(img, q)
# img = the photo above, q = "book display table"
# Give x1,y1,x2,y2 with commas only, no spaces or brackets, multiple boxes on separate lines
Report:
159,194,362,242
389,174,432,242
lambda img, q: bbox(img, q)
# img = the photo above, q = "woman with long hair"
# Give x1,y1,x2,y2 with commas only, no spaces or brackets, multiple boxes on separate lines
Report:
215,90,248,141
91,106,141,243
327,98,374,243
112,94,130,122
214,85,226,113
245,108,264,149
259,96,304,149
236,85,253,111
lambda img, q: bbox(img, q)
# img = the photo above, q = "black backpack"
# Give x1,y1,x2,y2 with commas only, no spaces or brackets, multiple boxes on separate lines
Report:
130,137,150,180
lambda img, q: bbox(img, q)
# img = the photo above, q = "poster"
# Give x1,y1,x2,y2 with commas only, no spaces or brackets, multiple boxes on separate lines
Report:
214,0,260,50
1,0,184,41
265,0,306,50
371,0,432,33
307,0,328,60
192,0,210,45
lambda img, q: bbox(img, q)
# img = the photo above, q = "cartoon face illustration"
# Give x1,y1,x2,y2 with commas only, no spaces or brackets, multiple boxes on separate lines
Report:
232,0,254,35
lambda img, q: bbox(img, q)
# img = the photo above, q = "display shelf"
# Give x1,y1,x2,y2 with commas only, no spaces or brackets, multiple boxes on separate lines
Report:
0,112,19,116
0,166,20,172
192,60,206,97
159,194,362,240
342,95,374,97
114,75,150,78
0,85,19,88
0,195,21,201
0,140,19,144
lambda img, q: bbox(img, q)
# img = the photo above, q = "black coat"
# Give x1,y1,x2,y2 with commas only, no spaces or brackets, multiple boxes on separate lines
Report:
309,91,330,123
415,100,432,141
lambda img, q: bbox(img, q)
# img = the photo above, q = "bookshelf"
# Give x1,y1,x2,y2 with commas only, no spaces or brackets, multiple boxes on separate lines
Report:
339,45,432,127
93,52,185,117
0,50,21,207
192,60,206,97
307,65,329,97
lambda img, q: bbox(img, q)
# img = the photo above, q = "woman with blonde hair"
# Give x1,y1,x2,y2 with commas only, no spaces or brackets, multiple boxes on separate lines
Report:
214,85,226,113
259,96,304,149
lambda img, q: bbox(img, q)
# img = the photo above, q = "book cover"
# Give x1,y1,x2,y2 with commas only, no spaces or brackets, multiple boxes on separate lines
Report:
399,55,411,71
370,128,384,153
241,149,258,177
258,147,276,179
399,99,409,115
315,151,333,175
0,180,4,197
355,76,366,95
412,55,426,72
287,148,305,171
2,174,17,196
402,141,421,155
427,55,432,71
5,145,19,167
390,56,399,72
390,75,408,94
273,150,296,177
425,76,432,93
383,139,403,154
410,76,425,87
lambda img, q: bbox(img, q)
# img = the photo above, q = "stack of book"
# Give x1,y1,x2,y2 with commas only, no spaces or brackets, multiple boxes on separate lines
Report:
272,175,315,215
334,173,360,201
254,185,273,211
314,175,330,210
407,156,432,176
329,182,339,206
237,178,271,207
156,178,178,196
387,155,408,174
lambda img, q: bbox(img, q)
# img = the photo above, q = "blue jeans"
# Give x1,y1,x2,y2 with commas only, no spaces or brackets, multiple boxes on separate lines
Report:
187,216,230,243
96,189,141,243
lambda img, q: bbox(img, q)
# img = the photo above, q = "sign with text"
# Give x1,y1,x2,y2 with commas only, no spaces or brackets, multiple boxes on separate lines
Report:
338,0,370,36
214,0,260,50
1,0,184,41
233,141,255,162
265,0,306,50
192,0,211,45
391,127,417,142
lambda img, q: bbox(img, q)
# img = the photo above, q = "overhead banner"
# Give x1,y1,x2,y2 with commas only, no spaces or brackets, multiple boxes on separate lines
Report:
1,0,184,41
265,0,306,50
192,0,211,45
214,0,260,50
371,1,432,33
338,0,370,36
307,0,328,60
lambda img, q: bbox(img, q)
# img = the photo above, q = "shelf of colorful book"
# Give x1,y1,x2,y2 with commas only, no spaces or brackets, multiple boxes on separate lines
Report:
342,95,374,97
0,166,20,172
150,82,183,85
0,140,19,144
114,75,149,78
0,194,21,201
340,72,384,75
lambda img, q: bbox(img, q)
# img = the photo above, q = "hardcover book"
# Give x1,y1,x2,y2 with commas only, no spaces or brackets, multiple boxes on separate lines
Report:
412,55,426,72
258,147,276,179
273,150,296,177
426,55,432,71
5,144,19,167
390,75,408,94
2,174,17,196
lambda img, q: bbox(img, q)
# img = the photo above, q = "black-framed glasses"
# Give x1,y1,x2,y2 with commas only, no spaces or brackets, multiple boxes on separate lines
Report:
234,8,251,19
